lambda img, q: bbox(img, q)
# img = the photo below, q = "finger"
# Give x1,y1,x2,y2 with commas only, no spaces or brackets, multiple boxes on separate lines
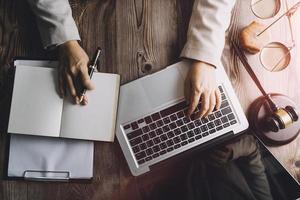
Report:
80,67,95,90
204,92,216,117
215,89,221,110
198,92,209,118
81,95,88,105
66,73,79,104
187,87,201,116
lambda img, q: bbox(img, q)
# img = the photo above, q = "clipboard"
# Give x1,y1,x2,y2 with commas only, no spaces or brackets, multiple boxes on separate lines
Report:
7,134,94,181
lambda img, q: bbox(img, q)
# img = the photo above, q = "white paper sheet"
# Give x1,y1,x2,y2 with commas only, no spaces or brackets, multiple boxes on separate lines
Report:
8,134,94,179
8,65,63,137
60,73,120,141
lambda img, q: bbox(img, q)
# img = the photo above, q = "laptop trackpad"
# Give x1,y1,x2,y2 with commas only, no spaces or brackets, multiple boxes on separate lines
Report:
141,67,184,108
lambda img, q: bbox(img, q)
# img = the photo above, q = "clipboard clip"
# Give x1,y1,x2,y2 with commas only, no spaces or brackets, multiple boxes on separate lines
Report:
23,170,70,182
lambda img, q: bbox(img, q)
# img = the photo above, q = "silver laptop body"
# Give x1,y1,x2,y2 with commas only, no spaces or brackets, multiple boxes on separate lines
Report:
116,61,248,176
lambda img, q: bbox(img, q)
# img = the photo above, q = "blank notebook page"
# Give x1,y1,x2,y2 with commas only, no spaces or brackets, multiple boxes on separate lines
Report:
60,73,120,141
8,65,63,137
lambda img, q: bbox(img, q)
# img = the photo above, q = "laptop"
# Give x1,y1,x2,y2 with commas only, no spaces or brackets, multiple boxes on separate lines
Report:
116,60,249,176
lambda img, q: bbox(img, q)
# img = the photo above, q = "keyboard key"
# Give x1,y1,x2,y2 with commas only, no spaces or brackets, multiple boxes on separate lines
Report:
156,128,163,135
208,114,215,121
135,151,146,160
227,113,235,120
188,138,195,143
162,125,170,132
130,137,142,146
151,112,160,121
194,119,202,127
202,132,209,137
160,134,168,141
181,125,188,132
153,153,159,158
124,124,131,130
132,145,140,153
214,119,222,126
221,116,229,123
218,85,224,93
166,139,174,146
138,119,144,124
221,107,232,115
195,135,202,140
149,131,156,138
180,133,187,141
216,126,223,131
183,117,190,124
145,116,152,124
176,119,184,127
194,128,201,135
153,145,160,152
160,101,187,117
167,147,174,152
139,143,147,150
156,120,164,127
230,120,237,125
174,128,181,135
187,122,195,130
163,117,171,124
142,126,150,133
169,122,177,129
207,122,215,129
167,131,175,138
201,117,209,124
127,129,143,140
170,114,177,121
159,150,167,155
173,136,181,144
160,142,167,149
187,131,194,138
215,111,222,118
223,123,230,128
153,137,161,144
146,140,154,147
220,100,229,108
181,141,188,146
221,93,226,100
149,123,157,130
177,111,185,118
131,122,139,130
138,159,145,165
145,156,152,161
200,125,208,132
209,129,216,134
174,144,181,149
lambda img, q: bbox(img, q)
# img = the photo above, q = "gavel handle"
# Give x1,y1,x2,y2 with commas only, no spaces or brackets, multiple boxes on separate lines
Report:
232,41,279,112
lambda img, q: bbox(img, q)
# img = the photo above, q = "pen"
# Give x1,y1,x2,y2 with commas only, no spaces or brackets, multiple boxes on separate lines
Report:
79,48,102,103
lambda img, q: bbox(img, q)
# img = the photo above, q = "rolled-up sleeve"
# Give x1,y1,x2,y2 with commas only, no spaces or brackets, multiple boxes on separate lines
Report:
27,0,80,49
181,0,236,68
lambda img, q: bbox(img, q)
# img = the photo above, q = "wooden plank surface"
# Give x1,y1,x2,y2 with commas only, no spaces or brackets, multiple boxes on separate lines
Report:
0,0,299,199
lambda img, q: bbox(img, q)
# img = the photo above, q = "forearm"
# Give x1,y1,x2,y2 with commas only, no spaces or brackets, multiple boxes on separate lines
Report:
181,0,236,68
27,0,80,49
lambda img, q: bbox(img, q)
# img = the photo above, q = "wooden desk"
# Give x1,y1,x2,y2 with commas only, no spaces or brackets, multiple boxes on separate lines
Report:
0,0,299,199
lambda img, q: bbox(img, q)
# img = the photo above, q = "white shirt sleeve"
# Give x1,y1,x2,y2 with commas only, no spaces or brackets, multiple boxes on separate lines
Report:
27,0,80,49
180,0,236,68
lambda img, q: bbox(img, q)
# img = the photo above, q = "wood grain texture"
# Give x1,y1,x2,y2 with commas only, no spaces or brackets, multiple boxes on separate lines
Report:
1,0,299,199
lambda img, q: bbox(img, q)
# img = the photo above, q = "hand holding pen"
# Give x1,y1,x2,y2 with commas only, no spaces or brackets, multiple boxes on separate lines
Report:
78,48,102,103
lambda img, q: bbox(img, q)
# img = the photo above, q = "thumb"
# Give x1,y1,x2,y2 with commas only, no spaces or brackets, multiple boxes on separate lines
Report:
80,67,95,90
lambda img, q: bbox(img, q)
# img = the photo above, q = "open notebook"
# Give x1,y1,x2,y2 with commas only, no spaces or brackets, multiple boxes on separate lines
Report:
8,60,120,141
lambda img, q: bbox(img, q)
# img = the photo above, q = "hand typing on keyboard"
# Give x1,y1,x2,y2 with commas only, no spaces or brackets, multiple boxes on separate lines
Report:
184,61,221,118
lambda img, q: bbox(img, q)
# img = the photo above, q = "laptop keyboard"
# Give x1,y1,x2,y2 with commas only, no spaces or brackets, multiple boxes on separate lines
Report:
122,86,237,165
